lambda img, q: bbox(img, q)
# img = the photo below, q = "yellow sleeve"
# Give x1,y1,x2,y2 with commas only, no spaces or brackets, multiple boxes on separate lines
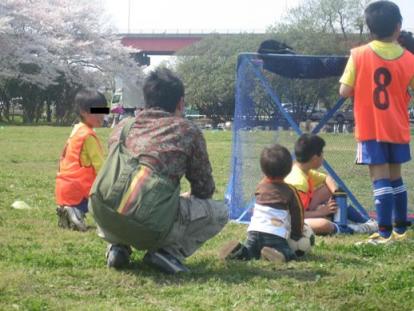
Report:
308,169,327,189
284,165,309,193
411,77,414,89
80,135,104,174
339,56,356,87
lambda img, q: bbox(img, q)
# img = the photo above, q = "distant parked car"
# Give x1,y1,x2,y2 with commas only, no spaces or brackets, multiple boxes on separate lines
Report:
334,106,354,123
216,123,225,130
308,108,327,121
308,107,354,123
281,103,294,113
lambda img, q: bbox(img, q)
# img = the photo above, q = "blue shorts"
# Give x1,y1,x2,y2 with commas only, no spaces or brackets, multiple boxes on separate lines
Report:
356,141,411,165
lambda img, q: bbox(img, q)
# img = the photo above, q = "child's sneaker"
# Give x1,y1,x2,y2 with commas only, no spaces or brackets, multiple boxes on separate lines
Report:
65,206,87,231
56,207,70,229
392,231,408,241
355,232,393,246
348,219,378,234
218,240,243,260
260,247,286,263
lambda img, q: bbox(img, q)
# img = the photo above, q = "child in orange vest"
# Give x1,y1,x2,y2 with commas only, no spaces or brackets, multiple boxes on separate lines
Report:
339,1,414,244
55,89,107,231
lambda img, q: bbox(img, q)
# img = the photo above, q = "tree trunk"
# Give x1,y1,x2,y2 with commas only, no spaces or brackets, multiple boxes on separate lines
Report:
34,101,44,123
46,101,52,122
338,11,348,40
23,100,35,123
5,101,11,121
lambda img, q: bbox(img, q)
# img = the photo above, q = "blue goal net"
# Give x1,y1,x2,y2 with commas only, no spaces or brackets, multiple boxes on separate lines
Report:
225,52,414,222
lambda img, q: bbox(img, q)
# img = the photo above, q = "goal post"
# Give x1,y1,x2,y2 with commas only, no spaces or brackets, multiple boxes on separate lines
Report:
225,53,369,222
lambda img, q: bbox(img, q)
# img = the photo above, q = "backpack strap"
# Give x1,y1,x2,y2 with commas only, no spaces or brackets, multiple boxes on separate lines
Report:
119,117,136,146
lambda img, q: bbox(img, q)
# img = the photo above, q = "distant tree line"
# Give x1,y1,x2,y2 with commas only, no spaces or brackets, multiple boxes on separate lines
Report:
175,0,375,123
3,0,411,125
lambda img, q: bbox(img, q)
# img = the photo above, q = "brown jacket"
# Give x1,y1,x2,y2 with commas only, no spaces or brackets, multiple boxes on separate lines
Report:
255,177,304,239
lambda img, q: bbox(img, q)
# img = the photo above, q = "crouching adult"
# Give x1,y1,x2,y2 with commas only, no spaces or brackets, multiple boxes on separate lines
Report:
90,68,228,274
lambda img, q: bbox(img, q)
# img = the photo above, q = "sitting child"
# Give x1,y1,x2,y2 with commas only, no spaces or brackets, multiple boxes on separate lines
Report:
55,89,107,231
285,133,378,235
219,144,304,263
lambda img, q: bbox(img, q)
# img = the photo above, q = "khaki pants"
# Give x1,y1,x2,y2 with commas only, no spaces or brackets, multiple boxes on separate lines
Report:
98,196,228,261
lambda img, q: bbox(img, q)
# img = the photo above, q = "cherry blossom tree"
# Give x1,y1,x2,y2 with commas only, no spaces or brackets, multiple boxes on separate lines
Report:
0,0,142,123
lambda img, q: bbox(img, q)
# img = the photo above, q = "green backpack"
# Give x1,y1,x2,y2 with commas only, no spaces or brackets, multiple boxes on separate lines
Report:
89,118,180,250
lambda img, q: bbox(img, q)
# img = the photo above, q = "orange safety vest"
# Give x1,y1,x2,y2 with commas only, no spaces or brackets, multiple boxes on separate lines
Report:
55,124,100,206
352,44,414,143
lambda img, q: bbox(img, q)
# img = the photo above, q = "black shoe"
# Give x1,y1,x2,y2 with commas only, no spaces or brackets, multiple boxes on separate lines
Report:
143,250,190,274
106,244,132,269
56,207,70,229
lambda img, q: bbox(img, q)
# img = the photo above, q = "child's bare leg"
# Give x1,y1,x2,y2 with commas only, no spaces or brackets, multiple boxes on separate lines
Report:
389,163,401,180
305,218,335,235
369,163,390,181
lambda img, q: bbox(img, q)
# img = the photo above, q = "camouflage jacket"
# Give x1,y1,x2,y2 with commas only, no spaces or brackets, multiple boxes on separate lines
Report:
108,108,215,199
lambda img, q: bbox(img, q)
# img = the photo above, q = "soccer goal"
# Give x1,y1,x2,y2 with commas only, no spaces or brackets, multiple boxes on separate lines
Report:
225,52,414,223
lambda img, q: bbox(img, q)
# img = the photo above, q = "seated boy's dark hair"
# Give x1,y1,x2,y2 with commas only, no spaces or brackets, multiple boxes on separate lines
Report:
398,30,414,55
143,67,184,113
260,144,292,178
257,39,295,55
364,1,402,39
75,89,107,116
294,133,325,163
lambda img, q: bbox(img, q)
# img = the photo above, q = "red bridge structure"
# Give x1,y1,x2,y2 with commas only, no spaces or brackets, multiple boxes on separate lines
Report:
121,33,208,55
120,33,209,65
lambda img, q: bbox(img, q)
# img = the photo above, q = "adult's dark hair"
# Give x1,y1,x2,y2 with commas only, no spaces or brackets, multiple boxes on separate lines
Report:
294,133,325,163
258,39,295,55
75,89,107,116
143,67,184,113
398,30,414,54
365,1,402,39
260,144,292,178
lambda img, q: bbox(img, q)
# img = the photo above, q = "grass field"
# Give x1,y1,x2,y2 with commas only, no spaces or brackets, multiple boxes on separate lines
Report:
0,126,413,311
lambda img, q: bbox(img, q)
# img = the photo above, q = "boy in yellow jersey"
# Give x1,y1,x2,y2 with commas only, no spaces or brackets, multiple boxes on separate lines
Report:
285,134,378,236
339,1,414,244
55,89,106,231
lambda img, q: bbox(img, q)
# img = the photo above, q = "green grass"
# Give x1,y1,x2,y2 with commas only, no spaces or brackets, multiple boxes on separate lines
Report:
0,126,413,311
